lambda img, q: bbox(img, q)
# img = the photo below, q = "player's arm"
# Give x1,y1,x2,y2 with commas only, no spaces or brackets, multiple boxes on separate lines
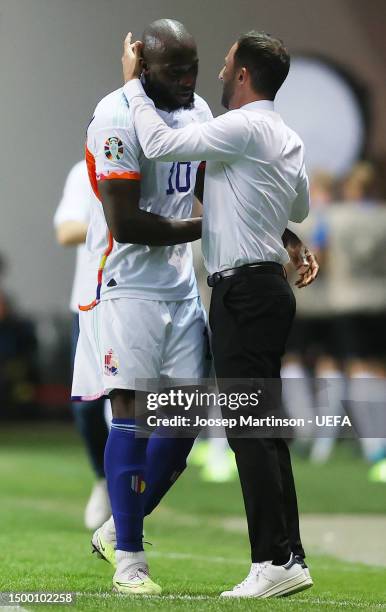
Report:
98,179,201,246
194,162,206,205
283,228,319,288
55,221,88,246
91,119,201,246
192,197,203,218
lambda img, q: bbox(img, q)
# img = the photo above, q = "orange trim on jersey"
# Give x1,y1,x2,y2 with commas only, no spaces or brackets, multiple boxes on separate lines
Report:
98,170,141,181
85,145,100,200
78,231,114,312
79,299,98,312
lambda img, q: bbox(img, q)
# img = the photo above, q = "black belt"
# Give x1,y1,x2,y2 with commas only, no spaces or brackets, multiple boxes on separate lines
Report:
207,262,285,287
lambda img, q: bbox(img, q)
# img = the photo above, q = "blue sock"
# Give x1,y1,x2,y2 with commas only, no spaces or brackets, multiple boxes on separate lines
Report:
144,431,195,516
104,418,147,552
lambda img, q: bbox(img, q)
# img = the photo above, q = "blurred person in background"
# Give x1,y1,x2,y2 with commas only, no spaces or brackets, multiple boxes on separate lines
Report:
341,161,377,204
0,254,38,418
329,161,386,468
54,161,110,529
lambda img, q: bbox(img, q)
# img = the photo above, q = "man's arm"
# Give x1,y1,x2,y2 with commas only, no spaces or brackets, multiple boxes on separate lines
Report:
55,221,88,246
123,80,249,163
289,162,310,223
121,35,250,162
99,179,201,246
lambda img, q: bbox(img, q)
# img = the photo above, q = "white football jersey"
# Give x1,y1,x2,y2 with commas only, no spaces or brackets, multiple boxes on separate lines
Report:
53,160,93,313
81,88,212,310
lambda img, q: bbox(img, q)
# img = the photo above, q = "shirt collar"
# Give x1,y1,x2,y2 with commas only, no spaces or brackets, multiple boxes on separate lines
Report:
241,99,275,112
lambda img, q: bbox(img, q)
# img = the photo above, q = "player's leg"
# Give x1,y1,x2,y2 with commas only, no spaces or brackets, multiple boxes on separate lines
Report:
104,389,161,594
144,298,210,516
73,299,164,594
144,427,195,517
105,389,146,554
72,398,110,528
70,312,110,529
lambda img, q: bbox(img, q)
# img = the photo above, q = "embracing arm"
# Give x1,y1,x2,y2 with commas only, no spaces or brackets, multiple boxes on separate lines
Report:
99,179,201,246
121,35,248,162
123,80,249,163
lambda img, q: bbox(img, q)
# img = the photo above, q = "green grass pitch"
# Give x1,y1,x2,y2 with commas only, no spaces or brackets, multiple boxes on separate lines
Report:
0,425,385,611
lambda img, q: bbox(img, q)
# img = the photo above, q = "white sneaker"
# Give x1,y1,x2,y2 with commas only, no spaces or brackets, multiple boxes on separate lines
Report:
220,563,263,597
84,479,111,530
221,554,312,598
113,551,162,595
294,555,314,588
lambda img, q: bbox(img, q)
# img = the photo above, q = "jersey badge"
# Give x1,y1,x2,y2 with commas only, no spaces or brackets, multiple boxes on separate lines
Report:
104,137,124,161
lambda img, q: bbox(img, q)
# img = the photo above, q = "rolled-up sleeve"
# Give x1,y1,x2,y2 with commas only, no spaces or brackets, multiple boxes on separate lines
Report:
123,79,250,163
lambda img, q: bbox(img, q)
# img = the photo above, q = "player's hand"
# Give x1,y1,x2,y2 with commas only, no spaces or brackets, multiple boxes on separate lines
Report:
122,32,144,82
289,245,319,288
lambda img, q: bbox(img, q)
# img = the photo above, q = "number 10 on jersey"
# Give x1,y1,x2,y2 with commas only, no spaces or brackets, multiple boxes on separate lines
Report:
166,162,191,194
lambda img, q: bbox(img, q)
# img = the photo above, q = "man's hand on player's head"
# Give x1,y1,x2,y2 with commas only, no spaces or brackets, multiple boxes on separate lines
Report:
122,32,144,82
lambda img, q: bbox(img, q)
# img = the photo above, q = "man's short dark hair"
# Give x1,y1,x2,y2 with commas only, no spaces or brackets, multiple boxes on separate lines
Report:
234,31,290,100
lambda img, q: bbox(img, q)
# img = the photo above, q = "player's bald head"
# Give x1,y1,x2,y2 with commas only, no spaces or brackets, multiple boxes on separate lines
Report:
142,19,196,63
140,19,198,111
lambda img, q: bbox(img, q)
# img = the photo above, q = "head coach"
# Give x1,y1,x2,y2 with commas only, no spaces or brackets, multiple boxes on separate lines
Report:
122,30,315,598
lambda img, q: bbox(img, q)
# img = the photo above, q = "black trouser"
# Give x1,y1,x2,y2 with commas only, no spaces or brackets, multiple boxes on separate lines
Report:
209,266,305,563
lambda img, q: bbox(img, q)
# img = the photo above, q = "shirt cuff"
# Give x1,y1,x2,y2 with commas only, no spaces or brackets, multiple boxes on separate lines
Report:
123,79,147,102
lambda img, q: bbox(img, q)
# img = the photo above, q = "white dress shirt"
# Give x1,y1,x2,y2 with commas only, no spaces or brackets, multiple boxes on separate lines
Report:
123,80,310,274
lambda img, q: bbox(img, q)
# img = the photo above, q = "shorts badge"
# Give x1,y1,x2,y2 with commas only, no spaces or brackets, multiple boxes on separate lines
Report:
104,348,119,376
104,137,124,160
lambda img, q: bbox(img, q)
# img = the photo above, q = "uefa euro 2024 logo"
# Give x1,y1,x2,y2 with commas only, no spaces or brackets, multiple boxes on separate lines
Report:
104,137,124,161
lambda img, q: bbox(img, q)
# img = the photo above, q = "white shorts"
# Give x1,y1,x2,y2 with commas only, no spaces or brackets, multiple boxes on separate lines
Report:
71,297,210,400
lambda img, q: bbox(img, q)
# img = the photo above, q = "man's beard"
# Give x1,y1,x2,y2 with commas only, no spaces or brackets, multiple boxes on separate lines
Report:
144,77,194,112
221,77,236,110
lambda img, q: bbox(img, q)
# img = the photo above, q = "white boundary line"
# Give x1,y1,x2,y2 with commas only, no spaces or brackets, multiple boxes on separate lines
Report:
73,592,386,608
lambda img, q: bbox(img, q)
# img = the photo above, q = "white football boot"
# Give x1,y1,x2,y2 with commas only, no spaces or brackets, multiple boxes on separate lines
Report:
91,516,116,568
221,553,312,598
112,551,162,595
84,479,111,530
